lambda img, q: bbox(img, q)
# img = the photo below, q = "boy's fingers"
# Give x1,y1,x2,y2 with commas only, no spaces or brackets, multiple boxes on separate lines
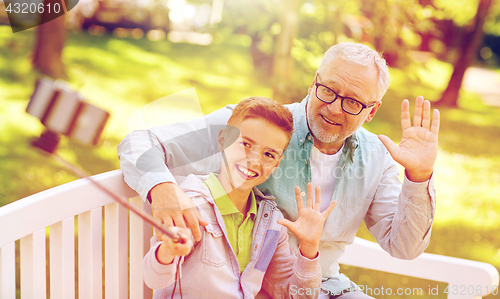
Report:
314,186,321,211
295,186,304,210
306,183,313,209
322,200,337,217
277,218,293,230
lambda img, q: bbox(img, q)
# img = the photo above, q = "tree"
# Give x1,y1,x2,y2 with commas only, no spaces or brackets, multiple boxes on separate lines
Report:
217,0,305,103
32,0,68,79
272,0,300,103
436,0,494,107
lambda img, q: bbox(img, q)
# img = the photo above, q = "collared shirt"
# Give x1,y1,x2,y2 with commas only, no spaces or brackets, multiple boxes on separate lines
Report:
204,173,257,273
119,95,436,295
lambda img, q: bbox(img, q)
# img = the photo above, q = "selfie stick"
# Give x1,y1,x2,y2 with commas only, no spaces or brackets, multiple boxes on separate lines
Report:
31,133,185,244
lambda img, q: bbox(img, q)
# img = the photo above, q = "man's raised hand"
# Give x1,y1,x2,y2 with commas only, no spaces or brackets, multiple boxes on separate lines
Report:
378,96,440,182
277,183,336,259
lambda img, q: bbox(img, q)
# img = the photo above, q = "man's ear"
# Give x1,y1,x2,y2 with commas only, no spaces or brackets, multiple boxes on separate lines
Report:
217,130,225,152
365,101,382,123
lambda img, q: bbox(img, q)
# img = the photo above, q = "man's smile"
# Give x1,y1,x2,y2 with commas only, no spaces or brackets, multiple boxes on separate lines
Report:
320,114,341,126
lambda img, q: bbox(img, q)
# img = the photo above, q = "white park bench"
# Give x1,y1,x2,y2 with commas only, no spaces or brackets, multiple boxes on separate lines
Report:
0,169,498,299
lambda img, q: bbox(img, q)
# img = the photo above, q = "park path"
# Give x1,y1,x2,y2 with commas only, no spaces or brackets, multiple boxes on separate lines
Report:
462,67,500,108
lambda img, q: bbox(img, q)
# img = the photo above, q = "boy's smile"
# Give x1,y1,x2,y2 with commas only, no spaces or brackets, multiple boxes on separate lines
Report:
235,164,259,179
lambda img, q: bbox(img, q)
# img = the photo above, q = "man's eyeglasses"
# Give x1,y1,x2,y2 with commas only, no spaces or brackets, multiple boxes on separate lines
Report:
314,75,377,115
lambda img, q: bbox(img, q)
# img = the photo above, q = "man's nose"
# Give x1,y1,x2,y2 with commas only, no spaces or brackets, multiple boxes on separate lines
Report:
327,98,343,115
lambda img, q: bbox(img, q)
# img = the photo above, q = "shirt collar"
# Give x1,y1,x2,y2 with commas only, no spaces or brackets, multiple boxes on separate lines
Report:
295,96,312,147
204,173,257,218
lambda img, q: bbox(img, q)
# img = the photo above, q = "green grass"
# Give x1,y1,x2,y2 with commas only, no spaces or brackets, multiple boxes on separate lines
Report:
1,26,499,298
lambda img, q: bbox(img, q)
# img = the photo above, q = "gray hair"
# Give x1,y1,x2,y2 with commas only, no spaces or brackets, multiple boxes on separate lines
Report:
318,42,390,102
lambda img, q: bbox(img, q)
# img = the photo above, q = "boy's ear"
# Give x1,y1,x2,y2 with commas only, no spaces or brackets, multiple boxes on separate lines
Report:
217,130,225,152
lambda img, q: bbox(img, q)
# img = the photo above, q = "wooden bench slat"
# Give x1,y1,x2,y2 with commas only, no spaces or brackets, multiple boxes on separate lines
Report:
0,242,16,299
130,197,153,299
78,207,103,299
20,229,46,299
105,202,128,299
50,217,75,299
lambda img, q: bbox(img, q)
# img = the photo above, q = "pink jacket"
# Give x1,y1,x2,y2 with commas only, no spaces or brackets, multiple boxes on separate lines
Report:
142,174,322,298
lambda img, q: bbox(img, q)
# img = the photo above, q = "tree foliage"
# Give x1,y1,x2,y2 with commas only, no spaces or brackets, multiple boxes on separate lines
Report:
213,0,499,104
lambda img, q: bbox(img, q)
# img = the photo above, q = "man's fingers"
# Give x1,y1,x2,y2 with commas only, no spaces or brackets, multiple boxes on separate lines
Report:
184,210,203,242
378,135,398,158
197,213,209,226
322,200,337,217
401,99,411,131
295,186,304,210
413,96,424,128
171,213,187,228
431,109,440,136
153,215,169,239
421,100,431,130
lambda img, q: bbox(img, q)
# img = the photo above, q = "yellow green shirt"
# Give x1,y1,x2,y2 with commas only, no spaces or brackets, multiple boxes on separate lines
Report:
204,173,257,274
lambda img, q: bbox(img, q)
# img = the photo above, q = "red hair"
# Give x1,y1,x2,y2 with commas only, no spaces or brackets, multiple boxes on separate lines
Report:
227,97,294,141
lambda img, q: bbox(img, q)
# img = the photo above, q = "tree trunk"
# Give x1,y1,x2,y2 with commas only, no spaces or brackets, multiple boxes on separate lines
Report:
436,0,493,107
272,0,300,104
32,0,67,79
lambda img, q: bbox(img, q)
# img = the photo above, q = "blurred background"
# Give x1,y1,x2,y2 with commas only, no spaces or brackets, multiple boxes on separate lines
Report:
1,0,499,297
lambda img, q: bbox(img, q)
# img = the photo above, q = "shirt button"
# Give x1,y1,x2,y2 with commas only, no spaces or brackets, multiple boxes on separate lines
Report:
305,160,308,165
301,192,305,197
299,139,303,143
307,135,311,141
263,213,268,218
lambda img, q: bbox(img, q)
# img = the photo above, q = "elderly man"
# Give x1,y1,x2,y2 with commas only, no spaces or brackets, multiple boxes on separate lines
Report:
118,42,439,298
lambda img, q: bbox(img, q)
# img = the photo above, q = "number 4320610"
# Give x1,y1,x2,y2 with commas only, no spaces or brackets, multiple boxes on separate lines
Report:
6,2,62,14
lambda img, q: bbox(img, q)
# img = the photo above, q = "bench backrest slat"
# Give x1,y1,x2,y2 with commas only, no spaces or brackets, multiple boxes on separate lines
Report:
0,242,16,299
20,229,47,299
78,208,103,299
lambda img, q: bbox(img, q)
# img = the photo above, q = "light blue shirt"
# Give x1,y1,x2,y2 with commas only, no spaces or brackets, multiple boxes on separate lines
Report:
118,96,436,295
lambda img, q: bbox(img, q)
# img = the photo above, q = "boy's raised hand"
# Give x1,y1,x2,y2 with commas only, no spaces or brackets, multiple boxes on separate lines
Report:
156,227,194,265
277,183,336,259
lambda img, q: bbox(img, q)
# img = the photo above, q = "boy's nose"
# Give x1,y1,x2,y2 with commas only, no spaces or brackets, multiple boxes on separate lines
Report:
246,150,261,163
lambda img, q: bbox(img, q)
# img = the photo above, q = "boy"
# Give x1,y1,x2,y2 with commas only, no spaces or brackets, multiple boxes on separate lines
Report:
142,97,337,298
